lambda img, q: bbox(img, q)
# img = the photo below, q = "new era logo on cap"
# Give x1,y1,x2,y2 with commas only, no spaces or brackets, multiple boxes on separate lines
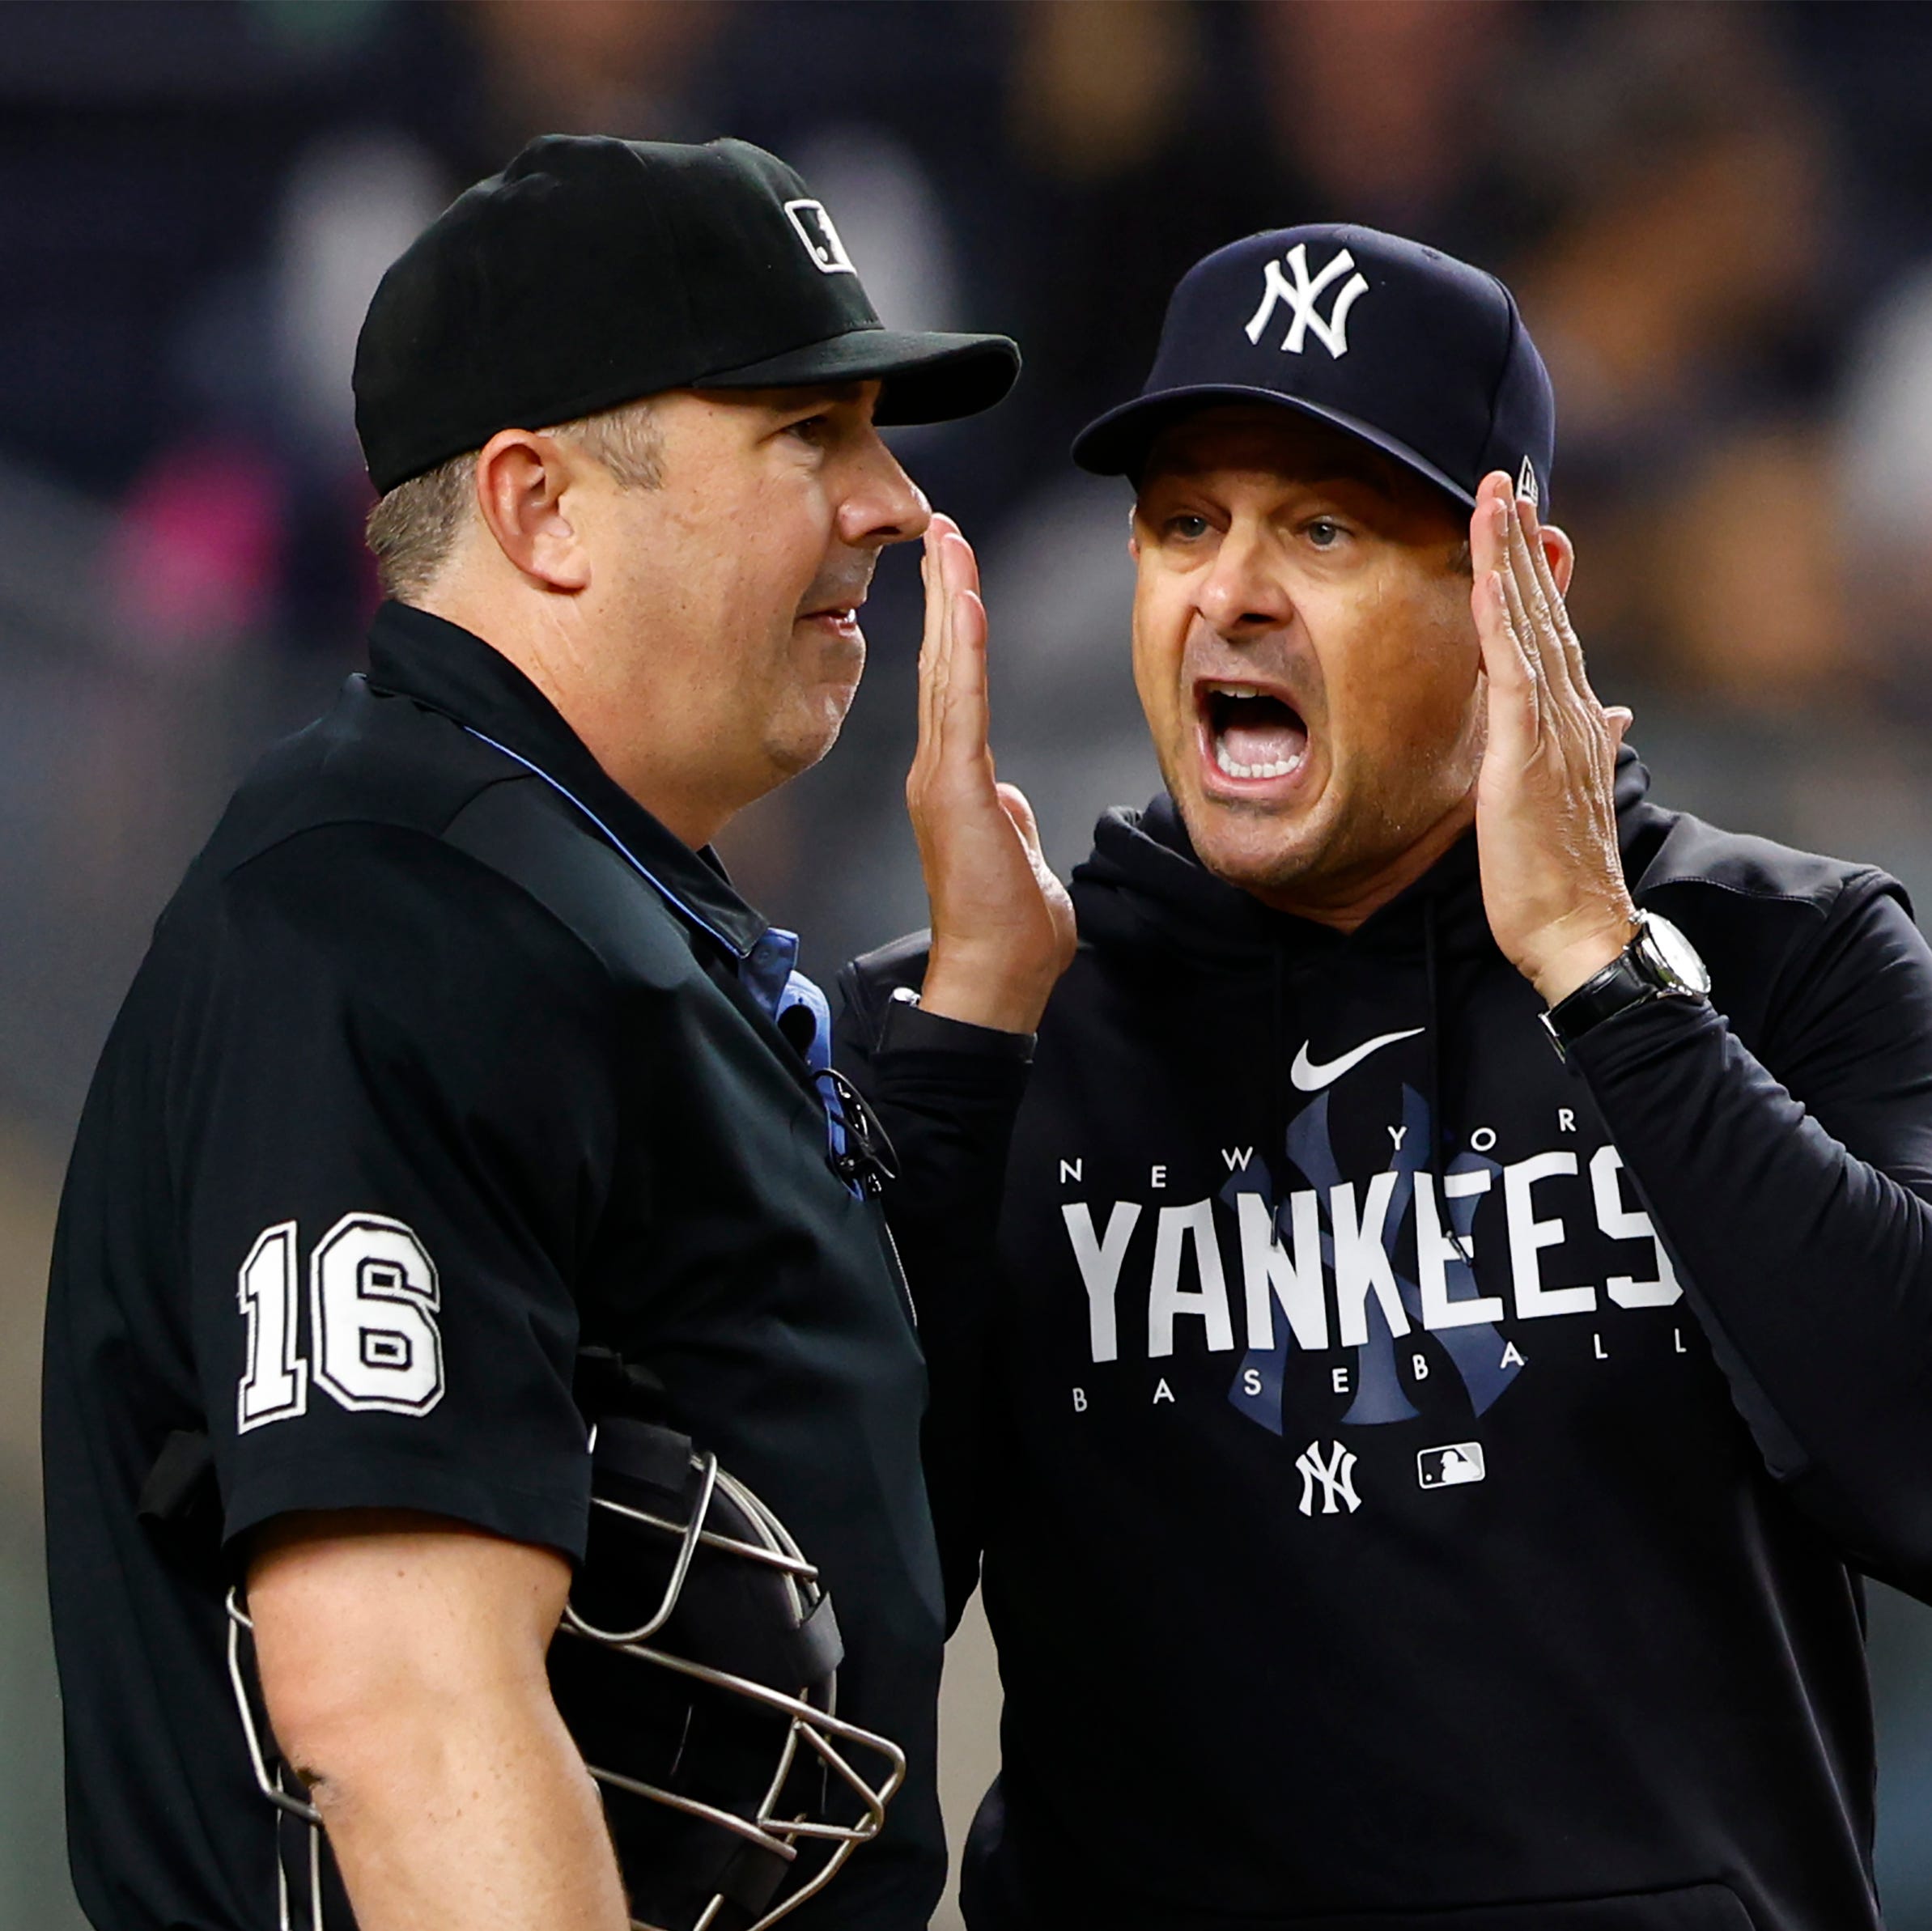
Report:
783,199,856,275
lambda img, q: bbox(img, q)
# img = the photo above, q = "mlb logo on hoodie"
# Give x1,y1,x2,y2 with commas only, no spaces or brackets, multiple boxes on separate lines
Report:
1418,1441,1485,1488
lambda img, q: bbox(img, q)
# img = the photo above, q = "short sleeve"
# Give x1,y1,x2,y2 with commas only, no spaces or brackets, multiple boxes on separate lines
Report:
176,822,622,1560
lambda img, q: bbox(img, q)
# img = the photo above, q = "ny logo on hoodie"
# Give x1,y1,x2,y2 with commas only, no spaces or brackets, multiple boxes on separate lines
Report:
1295,1439,1361,1515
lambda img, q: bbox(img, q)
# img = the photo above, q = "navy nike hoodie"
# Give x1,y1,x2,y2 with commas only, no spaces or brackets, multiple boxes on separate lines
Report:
838,751,1932,1931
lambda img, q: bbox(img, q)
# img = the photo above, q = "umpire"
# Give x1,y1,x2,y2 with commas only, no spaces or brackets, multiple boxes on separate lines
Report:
42,135,1016,1931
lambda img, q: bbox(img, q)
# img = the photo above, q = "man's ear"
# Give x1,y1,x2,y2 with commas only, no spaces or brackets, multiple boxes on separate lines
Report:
1539,523,1575,597
473,429,592,592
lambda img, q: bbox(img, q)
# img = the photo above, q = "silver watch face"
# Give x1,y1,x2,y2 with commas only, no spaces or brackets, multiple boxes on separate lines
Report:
1637,912,1711,997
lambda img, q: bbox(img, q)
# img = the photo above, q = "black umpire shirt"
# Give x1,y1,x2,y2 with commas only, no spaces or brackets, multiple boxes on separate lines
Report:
42,600,945,1931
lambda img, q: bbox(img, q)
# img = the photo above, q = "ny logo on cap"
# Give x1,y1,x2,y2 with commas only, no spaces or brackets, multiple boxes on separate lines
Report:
783,198,856,276
1244,243,1369,359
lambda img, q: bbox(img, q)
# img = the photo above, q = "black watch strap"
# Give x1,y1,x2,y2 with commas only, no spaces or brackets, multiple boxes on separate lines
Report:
1541,923,1709,1060
1542,951,1659,1056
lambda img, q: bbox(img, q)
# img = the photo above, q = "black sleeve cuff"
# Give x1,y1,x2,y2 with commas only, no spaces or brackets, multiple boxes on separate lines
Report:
222,1449,592,1563
877,995,1035,1063
1566,987,1722,1082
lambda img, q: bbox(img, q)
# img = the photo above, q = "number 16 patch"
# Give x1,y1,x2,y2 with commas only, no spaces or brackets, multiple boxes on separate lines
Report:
237,1214,446,1431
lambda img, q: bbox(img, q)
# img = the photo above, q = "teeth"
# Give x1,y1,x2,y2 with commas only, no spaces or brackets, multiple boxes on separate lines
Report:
1208,682,1264,699
1215,736,1306,782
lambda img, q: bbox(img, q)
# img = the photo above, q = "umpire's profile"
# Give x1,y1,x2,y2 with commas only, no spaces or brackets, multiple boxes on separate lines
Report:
42,134,1017,1931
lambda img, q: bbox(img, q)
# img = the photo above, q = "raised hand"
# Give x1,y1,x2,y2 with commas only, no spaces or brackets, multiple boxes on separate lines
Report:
1469,471,1637,1006
908,514,1076,1033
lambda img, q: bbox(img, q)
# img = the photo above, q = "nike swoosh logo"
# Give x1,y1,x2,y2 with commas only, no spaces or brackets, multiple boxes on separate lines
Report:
1290,1026,1425,1092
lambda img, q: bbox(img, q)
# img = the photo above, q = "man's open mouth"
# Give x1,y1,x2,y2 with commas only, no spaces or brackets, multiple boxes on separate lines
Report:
799,571,873,629
1198,681,1310,783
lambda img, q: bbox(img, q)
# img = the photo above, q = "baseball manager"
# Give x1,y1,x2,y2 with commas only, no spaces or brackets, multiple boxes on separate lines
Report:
842,225,1932,1929
43,135,1016,1931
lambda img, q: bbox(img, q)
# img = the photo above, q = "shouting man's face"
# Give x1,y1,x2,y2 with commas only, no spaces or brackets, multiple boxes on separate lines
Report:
1130,405,1484,923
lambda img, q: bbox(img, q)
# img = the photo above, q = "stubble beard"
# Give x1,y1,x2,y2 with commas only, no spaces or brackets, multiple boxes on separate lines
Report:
1175,719,1484,914
761,630,865,782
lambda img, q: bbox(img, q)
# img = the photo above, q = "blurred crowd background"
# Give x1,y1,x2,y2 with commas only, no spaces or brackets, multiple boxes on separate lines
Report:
6,2,1932,1925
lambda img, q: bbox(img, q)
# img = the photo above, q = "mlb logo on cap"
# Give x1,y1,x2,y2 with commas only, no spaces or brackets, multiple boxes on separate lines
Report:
1073,222,1555,515
784,199,856,275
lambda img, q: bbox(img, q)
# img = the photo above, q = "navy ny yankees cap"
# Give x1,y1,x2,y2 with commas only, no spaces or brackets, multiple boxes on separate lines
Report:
356,134,1021,494
1072,223,1554,512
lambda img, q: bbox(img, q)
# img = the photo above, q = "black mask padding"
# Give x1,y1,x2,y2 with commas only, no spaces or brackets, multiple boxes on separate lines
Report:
549,1417,851,1928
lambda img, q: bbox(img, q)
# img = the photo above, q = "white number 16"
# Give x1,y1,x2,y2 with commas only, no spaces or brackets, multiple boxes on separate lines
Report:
237,1213,445,1432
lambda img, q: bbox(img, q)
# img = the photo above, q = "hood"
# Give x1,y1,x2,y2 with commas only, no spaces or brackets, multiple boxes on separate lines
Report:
1071,747,1658,971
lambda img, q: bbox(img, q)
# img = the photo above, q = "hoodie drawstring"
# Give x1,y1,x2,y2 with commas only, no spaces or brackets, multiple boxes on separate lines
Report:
1424,898,1475,1267
1272,944,1288,1170
1425,898,1445,1178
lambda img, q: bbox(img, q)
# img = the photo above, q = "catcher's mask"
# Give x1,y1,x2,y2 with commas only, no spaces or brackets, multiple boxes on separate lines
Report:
225,1414,904,1931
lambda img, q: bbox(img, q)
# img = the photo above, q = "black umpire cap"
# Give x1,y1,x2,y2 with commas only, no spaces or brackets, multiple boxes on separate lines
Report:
1073,223,1555,513
355,134,1021,494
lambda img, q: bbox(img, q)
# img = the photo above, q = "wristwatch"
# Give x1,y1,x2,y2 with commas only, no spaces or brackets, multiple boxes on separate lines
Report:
1540,910,1711,1059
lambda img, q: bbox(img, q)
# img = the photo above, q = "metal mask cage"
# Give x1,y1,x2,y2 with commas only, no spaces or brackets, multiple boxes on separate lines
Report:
224,1424,904,1931
224,1585,333,1931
